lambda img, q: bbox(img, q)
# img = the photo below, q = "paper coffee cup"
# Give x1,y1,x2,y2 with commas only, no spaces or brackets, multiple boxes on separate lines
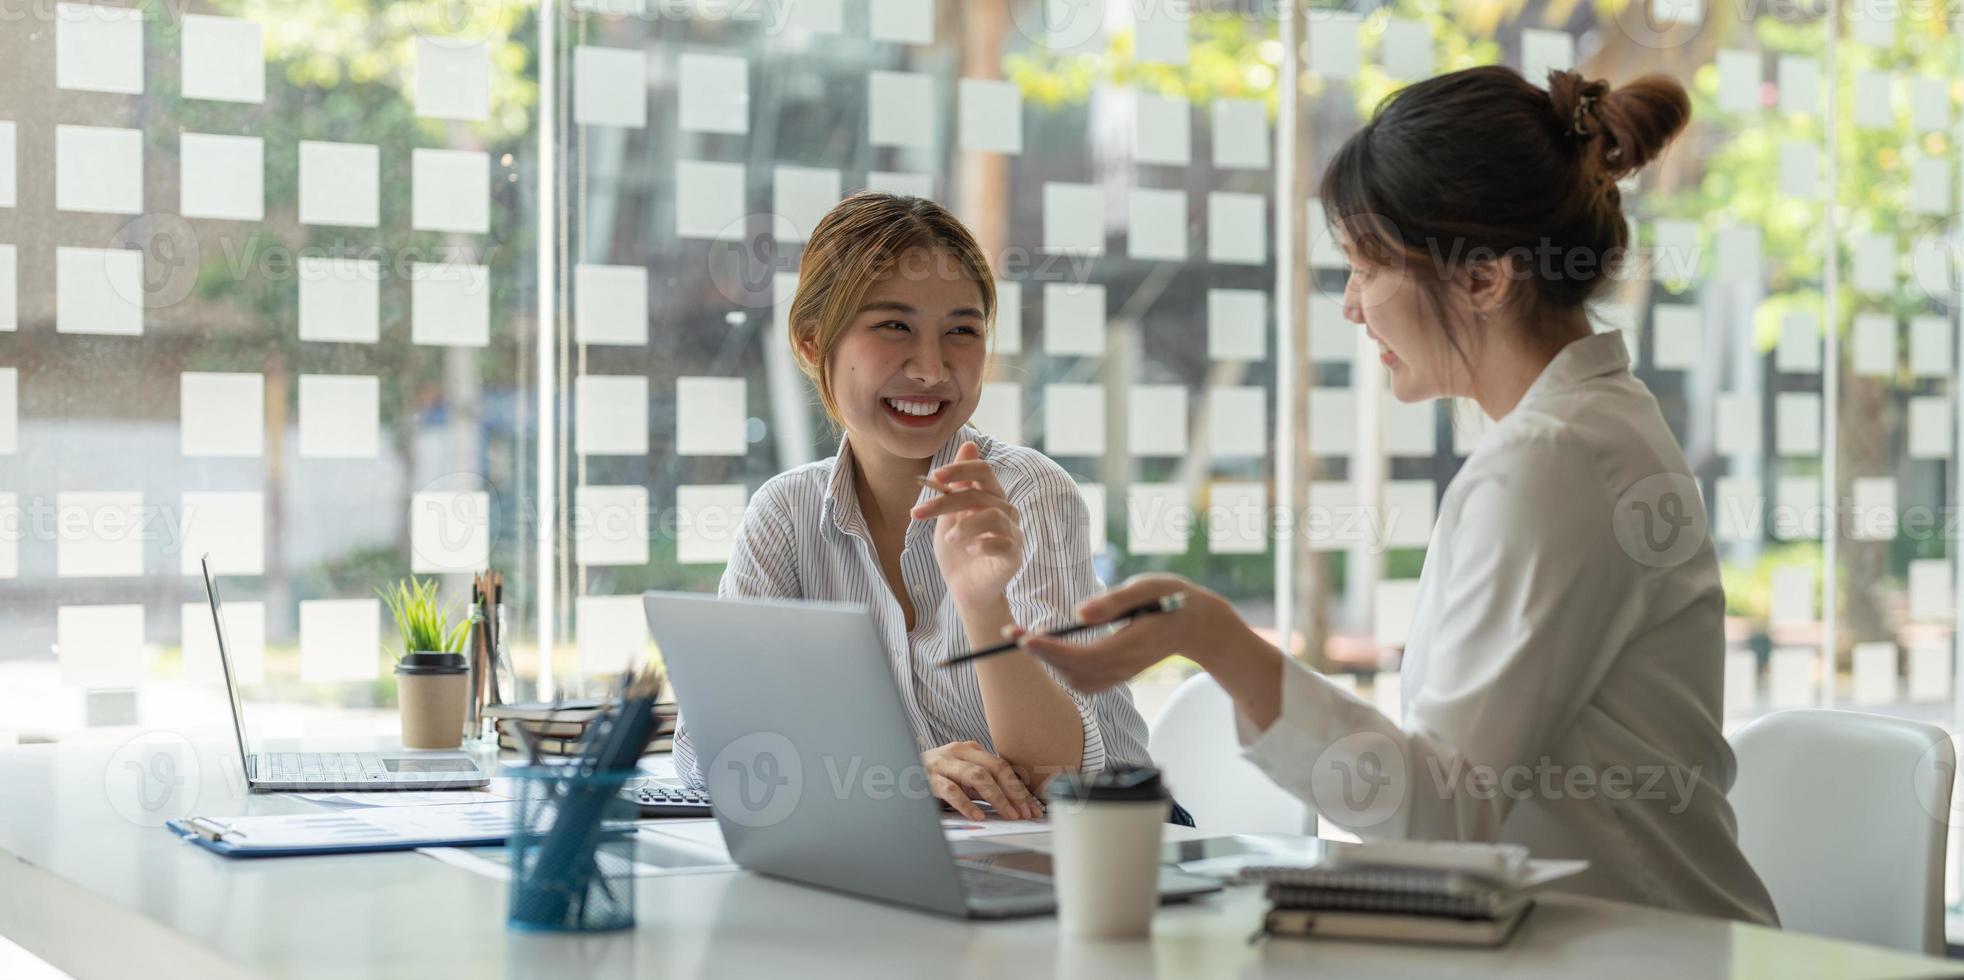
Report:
1047,767,1170,939
396,653,469,750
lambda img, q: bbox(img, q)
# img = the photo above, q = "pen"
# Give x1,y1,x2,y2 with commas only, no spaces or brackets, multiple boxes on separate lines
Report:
940,592,1188,668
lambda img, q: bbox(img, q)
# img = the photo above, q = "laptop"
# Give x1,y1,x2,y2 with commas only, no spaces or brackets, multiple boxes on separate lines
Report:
643,591,1221,919
200,556,489,792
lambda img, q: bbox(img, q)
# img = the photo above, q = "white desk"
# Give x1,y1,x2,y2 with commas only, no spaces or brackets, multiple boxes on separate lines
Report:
1,739,1957,980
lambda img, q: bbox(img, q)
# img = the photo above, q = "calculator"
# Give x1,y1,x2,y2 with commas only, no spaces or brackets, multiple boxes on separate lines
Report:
623,784,714,818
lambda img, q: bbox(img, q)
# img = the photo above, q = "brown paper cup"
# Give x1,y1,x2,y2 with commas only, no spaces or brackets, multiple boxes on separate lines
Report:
397,656,469,750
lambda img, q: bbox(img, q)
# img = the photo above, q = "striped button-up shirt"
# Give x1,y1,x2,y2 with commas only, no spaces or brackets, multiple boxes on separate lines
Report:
673,427,1152,788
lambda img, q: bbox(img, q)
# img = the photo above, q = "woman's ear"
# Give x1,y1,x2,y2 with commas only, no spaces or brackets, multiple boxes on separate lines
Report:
793,328,820,368
1461,254,1518,319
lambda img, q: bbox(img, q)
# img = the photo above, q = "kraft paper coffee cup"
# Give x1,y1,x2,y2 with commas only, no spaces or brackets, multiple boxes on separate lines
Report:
1047,767,1170,939
396,653,469,750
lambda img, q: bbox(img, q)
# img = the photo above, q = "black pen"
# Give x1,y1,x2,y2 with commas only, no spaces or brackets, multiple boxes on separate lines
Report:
941,592,1187,668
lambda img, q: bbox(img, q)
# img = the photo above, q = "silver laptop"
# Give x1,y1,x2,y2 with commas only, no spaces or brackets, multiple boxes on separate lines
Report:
644,591,1220,919
200,556,489,792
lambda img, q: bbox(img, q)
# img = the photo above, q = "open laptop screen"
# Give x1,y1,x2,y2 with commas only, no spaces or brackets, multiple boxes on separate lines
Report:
199,555,256,783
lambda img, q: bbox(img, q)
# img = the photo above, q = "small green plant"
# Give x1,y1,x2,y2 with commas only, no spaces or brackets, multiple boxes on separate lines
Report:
378,578,471,657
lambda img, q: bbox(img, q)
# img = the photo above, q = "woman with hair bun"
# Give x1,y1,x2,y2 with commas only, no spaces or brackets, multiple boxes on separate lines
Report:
1008,67,1778,924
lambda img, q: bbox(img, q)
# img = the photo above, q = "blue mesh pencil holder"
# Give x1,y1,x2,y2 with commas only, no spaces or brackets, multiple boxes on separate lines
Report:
506,765,638,932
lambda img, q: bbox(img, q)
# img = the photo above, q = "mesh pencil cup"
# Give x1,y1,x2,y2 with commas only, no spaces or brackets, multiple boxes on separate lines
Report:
506,765,638,932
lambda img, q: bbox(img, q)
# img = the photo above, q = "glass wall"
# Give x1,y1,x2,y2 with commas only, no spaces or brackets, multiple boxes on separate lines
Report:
2,0,1961,913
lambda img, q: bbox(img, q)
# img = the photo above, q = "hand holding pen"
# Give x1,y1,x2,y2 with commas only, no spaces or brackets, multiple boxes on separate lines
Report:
979,575,1236,696
941,591,1187,667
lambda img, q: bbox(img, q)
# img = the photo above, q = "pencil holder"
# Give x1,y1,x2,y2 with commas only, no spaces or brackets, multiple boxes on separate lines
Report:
506,765,638,932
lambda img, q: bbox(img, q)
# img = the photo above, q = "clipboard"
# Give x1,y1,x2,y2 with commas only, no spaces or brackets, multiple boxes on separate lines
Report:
165,802,516,858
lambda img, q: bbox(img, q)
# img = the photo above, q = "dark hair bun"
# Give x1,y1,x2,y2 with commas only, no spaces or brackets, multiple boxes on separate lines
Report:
1548,70,1690,182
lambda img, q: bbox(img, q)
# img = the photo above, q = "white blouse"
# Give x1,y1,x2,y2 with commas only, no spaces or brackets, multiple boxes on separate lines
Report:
1239,333,1778,925
674,427,1153,788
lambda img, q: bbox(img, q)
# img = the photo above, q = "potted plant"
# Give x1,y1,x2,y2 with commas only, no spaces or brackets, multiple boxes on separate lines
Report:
380,578,474,750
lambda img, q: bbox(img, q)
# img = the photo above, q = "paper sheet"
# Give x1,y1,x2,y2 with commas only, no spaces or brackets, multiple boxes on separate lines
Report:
577,595,649,676
1779,140,1819,200
1849,477,1896,541
298,375,380,458
1309,12,1361,79
1853,70,1893,129
1380,18,1432,81
1774,476,1822,540
180,132,263,221
1129,187,1188,261
677,484,746,565
1908,396,1951,459
575,375,650,456
1775,392,1820,457
411,149,490,234
675,160,745,241
1851,233,1895,295
1213,98,1268,170
1912,75,1951,132
1044,384,1105,457
1715,392,1760,455
182,599,262,684
1520,29,1574,84
56,125,142,214
1769,647,1814,708
1134,0,1189,64
1383,480,1437,549
679,52,747,134
574,264,648,346
575,485,650,567
1716,49,1759,114
1724,650,1757,717
1775,310,1820,372
1909,315,1950,377
415,37,489,122
1909,643,1952,701
1209,288,1267,361
1908,558,1950,623
58,604,143,688
995,280,1023,354
869,70,933,148
1208,192,1266,265
410,490,490,573
1208,386,1266,458
1851,643,1897,706
182,14,263,103
298,141,380,227
1713,476,1761,541
1851,312,1897,377
971,382,1023,445
179,491,265,576
1128,483,1190,555
1770,565,1815,625
181,372,264,457
1043,183,1104,255
867,171,932,198
870,0,933,43
773,165,841,243
410,263,491,347
1043,282,1106,355
1778,54,1821,117
299,599,380,683
1382,395,1435,457
575,46,647,128
1310,388,1354,456
57,2,142,94
299,257,380,343
1649,303,1701,370
1207,481,1268,555
958,78,1022,154
1136,92,1191,166
1374,580,1420,646
1129,385,1189,457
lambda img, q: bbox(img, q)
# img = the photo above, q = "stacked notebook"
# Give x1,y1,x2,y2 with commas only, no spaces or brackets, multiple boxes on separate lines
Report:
488,698,680,756
1246,840,1582,947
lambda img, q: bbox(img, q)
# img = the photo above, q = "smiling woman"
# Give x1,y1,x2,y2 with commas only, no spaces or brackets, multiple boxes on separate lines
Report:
669,192,1161,822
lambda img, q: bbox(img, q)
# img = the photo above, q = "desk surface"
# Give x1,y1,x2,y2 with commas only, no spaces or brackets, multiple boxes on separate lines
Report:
1,738,1958,980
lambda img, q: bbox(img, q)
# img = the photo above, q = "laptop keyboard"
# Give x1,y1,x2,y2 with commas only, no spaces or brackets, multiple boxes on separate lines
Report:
256,752,390,782
958,864,1054,902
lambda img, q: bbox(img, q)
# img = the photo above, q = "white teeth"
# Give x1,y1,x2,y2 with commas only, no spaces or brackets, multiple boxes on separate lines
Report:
885,398,940,417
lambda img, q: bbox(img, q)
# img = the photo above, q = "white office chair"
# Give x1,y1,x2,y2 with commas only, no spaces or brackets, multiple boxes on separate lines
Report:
1728,708,1956,955
1148,672,1311,835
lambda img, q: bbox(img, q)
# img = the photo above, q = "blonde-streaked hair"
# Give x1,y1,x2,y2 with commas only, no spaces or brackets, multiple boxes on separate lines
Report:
788,192,998,424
